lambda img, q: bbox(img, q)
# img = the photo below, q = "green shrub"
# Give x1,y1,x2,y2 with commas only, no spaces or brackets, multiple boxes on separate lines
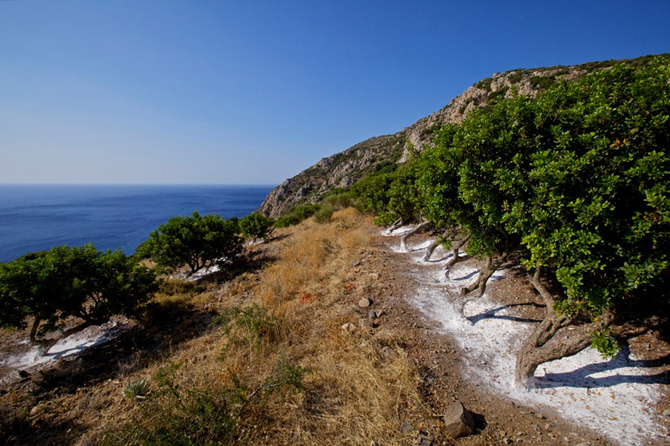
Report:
239,213,275,243
274,204,320,228
139,212,242,275
322,191,355,210
314,204,334,224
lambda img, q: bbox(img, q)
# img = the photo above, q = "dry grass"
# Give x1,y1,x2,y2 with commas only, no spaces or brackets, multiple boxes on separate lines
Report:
2,209,434,446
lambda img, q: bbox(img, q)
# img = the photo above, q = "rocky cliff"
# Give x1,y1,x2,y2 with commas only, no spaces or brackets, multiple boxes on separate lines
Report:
258,55,656,218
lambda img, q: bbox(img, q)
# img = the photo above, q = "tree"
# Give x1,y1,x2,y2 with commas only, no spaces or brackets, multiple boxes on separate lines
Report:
140,211,243,275
437,57,670,386
501,58,670,386
0,244,157,349
239,213,275,243
355,55,670,387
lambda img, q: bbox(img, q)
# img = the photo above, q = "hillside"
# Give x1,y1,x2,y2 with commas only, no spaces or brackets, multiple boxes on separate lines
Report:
259,54,658,218
6,209,665,445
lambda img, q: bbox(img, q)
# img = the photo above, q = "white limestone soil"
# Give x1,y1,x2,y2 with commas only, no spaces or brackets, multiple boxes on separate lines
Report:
384,228,668,445
0,321,126,384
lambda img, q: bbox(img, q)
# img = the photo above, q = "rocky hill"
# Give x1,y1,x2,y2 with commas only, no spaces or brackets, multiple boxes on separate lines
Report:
258,55,657,218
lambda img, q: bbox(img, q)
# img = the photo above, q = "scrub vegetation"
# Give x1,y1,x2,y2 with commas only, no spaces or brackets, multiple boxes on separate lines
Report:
349,55,670,386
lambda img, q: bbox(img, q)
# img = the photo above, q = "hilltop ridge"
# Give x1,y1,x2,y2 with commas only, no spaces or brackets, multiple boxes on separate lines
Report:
258,54,659,218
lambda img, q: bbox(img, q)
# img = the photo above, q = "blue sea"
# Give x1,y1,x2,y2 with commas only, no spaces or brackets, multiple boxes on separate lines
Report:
0,185,274,263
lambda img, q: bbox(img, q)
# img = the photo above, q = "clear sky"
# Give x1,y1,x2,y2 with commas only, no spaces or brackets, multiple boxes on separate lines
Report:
1,0,668,185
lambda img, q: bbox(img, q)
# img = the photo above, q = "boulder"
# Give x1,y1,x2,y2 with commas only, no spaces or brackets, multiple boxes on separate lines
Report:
443,400,475,439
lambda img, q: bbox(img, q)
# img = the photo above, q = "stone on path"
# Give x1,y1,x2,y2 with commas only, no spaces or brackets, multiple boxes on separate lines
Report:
443,400,475,439
358,297,373,308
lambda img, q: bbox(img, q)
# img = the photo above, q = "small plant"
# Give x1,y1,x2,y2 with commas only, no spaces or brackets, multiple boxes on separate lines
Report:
274,203,320,228
314,204,334,223
214,304,280,352
123,378,151,400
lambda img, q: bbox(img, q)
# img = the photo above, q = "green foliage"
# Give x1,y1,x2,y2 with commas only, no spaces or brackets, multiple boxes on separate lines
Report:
354,55,670,356
590,327,619,359
475,78,492,91
102,365,236,446
0,244,157,341
139,212,243,275
123,378,151,400
351,171,396,216
314,204,334,223
214,304,280,352
322,191,356,210
487,86,509,103
351,160,426,225
529,75,556,89
274,203,320,228
239,213,275,243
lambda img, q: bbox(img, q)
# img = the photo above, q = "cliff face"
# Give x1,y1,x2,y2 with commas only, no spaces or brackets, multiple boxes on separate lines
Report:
258,56,655,218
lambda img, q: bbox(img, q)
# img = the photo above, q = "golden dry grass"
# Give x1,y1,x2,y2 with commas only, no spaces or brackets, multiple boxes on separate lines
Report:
3,209,434,446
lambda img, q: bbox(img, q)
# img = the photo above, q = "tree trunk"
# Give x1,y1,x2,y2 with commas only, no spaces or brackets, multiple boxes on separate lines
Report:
514,265,614,388
515,316,591,388
443,235,470,279
29,316,41,345
461,254,505,298
422,239,439,262
400,220,431,252
455,255,505,320
387,218,404,233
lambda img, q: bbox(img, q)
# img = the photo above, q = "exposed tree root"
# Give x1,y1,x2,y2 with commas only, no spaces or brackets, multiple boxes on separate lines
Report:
422,238,439,262
443,235,470,279
387,218,404,233
514,265,614,388
400,220,431,251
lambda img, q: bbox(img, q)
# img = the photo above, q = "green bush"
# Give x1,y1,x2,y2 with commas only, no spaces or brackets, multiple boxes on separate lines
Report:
274,203,320,228
0,244,157,345
322,191,355,210
139,212,242,275
239,213,275,243
314,204,334,223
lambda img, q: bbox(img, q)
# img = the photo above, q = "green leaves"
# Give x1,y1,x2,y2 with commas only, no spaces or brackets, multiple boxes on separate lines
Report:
141,212,243,275
366,55,670,332
0,245,157,340
239,213,275,243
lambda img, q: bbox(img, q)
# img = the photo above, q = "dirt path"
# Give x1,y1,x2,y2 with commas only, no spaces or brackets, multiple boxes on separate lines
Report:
374,226,670,445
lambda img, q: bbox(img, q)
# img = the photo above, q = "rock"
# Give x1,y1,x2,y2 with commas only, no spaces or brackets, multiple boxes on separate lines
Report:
341,322,356,332
18,370,30,378
368,309,384,319
418,433,433,446
443,401,475,439
358,297,373,308
399,422,415,434
359,318,373,329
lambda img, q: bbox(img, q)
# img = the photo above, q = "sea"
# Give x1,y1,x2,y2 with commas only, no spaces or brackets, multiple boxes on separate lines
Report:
0,184,274,263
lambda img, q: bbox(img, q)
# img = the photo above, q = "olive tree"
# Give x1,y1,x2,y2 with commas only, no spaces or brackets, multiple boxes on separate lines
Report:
140,211,243,275
0,244,157,349
239,213,275,243
502,59,670,386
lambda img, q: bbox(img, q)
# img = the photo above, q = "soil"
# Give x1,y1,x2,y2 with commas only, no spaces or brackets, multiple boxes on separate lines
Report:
1,223,669,445
366,228,670,446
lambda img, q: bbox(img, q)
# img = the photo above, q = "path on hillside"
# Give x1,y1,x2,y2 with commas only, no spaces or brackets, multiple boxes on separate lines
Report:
379,226,669,446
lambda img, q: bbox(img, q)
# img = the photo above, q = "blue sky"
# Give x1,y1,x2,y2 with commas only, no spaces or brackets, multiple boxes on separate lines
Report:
1,0,668,185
